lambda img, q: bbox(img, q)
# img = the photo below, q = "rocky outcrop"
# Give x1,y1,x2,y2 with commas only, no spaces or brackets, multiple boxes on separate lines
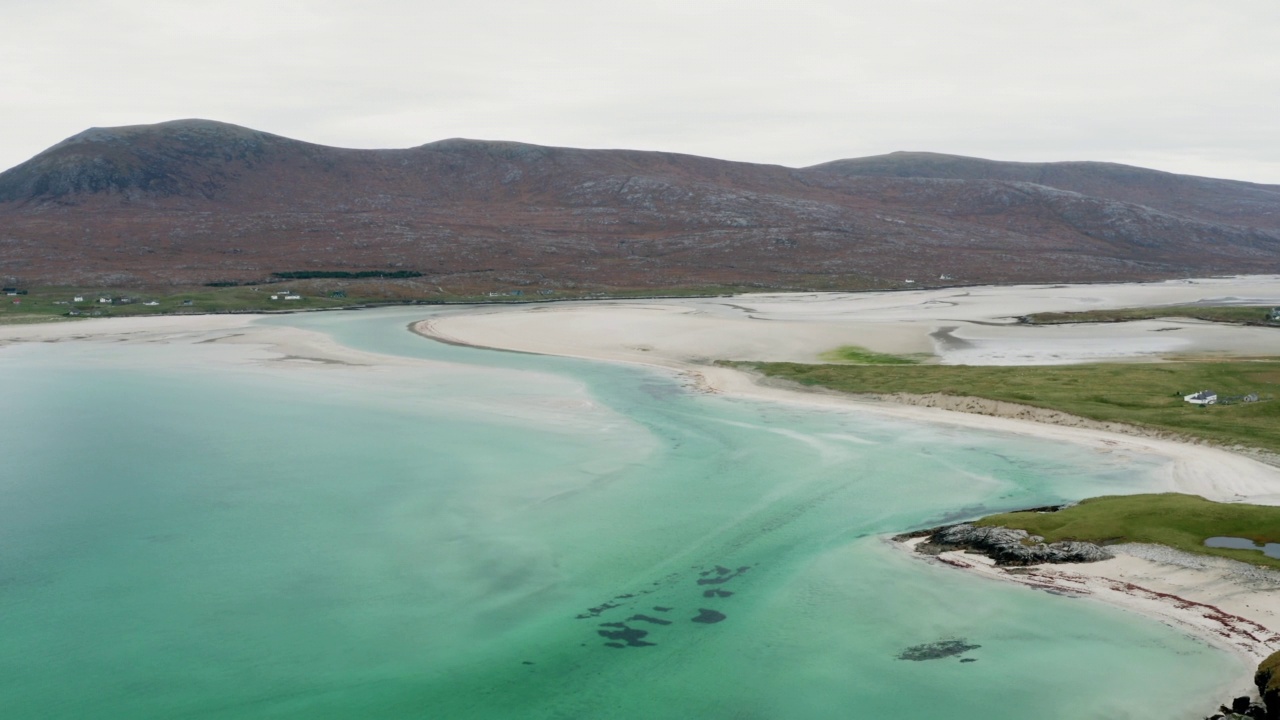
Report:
1205,694,1269,719
1257,651,1280,720
910,523,1113,566
1202,650,1280,718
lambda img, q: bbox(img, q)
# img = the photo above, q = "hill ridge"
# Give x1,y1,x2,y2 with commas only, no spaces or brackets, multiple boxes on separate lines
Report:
1,119,1277,290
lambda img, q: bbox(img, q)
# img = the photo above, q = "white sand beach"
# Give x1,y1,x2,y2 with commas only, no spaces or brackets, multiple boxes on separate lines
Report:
904,537,1280,663
419,276,1280,671
0,313,408,368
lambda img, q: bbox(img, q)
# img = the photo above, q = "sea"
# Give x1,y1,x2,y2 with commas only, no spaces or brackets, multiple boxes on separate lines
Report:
0,308,1244,719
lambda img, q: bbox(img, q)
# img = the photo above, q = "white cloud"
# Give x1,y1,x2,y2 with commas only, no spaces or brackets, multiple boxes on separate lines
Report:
1,0,1278,182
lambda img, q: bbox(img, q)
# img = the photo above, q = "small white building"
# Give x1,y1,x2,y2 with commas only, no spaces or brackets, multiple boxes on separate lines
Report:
284,294,301,300
1184,390,1218,405
73,296,84,302
143,301,159,306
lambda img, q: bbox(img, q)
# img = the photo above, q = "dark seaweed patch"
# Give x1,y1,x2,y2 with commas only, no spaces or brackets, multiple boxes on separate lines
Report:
696,565,751,586
627,614,673,626
597,624,655,647
691,608,727,624
575,601,621,619
897,639,981,661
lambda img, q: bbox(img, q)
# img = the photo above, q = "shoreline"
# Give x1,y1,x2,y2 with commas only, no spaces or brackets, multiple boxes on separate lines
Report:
826,386,1280,470
893,536,1280,664
894,536,1274,712
412,290,1280,700
8,286,1280,713
413,314,1280,504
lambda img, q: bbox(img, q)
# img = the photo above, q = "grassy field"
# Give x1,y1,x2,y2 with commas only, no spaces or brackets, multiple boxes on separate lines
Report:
1024,305,1279,326
975,493,1280,570
0,283,765,326
0,286,361,323
816,345,923,364
730,359,1280,452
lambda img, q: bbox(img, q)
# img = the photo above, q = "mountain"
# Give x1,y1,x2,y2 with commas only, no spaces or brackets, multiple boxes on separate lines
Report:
810,151,1280,231
1,120,1278,291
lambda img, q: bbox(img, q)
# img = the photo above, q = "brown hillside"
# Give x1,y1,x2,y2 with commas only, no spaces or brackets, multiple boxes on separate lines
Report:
1,120,1277,290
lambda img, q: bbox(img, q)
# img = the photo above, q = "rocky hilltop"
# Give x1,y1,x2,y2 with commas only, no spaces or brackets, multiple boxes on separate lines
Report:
1,120,1278,290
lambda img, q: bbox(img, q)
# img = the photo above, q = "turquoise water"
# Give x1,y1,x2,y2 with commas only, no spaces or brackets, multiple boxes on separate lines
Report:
0,308,1241,718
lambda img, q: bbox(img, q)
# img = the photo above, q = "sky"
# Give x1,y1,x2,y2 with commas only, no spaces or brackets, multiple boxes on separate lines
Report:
2,0,1279,182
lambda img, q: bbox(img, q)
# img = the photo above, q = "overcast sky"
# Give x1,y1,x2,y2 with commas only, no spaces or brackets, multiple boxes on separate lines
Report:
3,0,1278,182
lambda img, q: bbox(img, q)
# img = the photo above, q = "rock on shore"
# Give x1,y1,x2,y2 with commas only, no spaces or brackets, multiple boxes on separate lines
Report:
1257,651,1280,720
1202,650,1280,718
908,523,1113,566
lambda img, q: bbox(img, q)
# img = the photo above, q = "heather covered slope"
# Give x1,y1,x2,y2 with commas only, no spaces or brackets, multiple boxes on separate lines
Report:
811,151,1280,231
1,120,1277,289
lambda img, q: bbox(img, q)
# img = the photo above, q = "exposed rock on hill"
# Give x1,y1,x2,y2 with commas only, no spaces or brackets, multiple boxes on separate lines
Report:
0,121,281,201
1,120,1277,289
811,151,1280,231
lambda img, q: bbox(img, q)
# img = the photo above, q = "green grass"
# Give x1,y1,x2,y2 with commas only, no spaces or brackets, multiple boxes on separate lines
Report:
1025,305,1280,326
816,345,923,365
0,313,86,325
0,283,777,325
975,493,1280,570
729,359,1280,452
0,286,363,323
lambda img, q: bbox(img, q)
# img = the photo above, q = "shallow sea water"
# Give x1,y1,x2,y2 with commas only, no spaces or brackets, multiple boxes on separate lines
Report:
0,308,1242,718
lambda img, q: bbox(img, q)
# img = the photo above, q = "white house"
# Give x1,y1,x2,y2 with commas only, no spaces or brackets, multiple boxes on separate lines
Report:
1184,390,1218,405
284,294,301,300
72,296,84,302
